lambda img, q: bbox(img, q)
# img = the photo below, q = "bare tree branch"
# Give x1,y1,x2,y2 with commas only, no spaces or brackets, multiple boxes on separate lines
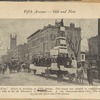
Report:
66,32,81,60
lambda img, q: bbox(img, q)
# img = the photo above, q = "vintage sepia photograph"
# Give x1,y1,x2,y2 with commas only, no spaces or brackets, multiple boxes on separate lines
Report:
0,19,100,86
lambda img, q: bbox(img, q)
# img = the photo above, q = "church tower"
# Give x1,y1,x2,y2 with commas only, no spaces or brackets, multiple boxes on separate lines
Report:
10,34,17,50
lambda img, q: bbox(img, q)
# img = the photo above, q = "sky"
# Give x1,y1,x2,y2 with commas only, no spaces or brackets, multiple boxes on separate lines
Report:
0,19,98,56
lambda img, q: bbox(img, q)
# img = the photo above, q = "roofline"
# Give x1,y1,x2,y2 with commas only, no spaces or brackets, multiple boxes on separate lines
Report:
27,25,57,39
27,29,41,39
27,23,81,39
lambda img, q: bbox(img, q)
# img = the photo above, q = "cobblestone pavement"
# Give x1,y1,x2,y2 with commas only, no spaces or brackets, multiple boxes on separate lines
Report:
0,69,100,86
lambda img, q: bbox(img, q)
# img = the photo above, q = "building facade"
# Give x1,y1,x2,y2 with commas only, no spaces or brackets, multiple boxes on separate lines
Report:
88,36,100,56
88,19,100,65
27,20,81,61
7,34,29,62
12,43,29,62
88,34,100,66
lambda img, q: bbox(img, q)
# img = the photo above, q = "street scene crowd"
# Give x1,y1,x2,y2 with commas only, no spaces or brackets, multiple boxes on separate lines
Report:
0,19,100,86
0,53,99,86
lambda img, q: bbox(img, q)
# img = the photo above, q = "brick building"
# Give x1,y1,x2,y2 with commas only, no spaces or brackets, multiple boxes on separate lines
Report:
88,19,100,64
27,20,81,61
88,35,100,56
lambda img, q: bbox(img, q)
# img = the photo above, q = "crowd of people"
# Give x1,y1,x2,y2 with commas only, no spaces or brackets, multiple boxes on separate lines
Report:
31,54,97,85
0,54,99,86
32,54,75,68
32,56,51,67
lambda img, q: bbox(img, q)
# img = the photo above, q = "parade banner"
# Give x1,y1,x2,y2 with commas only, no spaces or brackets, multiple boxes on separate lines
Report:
0,2,100,100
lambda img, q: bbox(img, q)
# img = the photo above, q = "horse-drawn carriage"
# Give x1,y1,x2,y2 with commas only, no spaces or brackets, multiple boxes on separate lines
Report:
29,63,84,84
8,59,21,73
29,25,84,83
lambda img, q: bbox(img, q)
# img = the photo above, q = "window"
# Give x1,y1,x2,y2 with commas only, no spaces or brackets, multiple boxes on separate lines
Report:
40,37,44,42
50,34,56,41
81,54,85,61
82,54,84,60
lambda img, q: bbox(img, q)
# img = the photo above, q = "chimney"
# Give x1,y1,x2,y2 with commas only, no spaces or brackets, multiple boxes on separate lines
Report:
60,19,64,26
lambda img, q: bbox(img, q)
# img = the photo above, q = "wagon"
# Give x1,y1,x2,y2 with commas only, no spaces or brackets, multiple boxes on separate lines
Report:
50,64,77,81
29,63,77,82
29,64,47,75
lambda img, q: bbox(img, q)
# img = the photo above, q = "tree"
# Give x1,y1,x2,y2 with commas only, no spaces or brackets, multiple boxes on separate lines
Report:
66,32,82,62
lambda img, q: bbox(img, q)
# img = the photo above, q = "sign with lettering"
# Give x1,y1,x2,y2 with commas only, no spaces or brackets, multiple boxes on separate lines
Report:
50,49,58,56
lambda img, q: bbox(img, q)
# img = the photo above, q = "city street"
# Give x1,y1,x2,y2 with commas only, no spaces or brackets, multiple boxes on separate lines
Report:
0,19,100,87
0,69,100,86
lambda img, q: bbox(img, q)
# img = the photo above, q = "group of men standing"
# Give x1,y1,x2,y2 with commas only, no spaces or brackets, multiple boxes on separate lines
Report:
32,56,51,67
57,54,75,68
32,53,75,68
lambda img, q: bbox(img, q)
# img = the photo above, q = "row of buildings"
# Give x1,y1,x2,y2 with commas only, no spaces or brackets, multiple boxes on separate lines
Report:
2,19,86,64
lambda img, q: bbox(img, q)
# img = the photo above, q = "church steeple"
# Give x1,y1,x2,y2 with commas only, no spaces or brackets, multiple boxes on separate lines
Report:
10,34,17,50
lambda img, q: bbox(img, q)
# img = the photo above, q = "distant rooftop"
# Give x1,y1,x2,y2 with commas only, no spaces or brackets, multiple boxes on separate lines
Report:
27,20,81,39
27,29,41,39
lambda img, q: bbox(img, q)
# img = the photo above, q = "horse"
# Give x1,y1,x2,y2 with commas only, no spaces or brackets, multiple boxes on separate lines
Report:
8,62,16,73
68,73,76,82
21,63,30,73
76,66,84,84
0,63,7,74
7,61,20,73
